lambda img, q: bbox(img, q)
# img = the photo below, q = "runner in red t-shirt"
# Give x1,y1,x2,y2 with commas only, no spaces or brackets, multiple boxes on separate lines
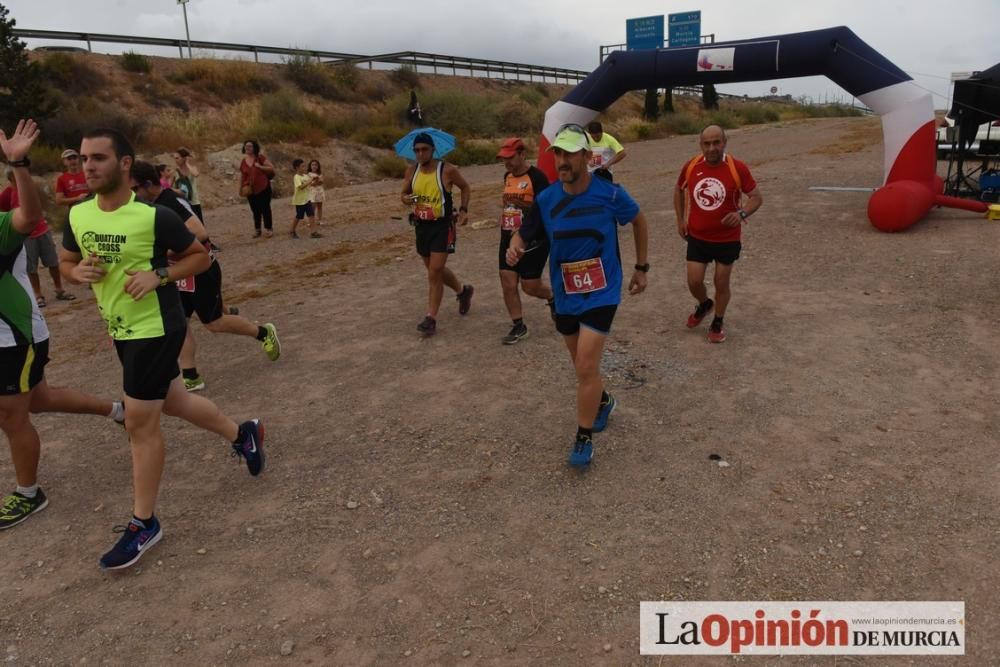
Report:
54,148,90,208
674,125,763,343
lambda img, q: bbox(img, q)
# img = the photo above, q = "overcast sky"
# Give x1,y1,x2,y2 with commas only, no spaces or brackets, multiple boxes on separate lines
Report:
6,0,998,109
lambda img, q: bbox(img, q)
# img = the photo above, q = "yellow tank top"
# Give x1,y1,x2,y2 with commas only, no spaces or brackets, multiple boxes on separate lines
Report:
410,162,449,221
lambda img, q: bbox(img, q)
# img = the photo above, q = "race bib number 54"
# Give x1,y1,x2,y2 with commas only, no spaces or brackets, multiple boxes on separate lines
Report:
561,258,607,294
501,207,522,231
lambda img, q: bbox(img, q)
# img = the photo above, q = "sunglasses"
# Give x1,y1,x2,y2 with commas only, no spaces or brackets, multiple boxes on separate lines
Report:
555,123,592,147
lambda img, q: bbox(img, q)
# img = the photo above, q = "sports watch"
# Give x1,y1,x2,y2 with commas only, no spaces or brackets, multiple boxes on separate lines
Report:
155,267,170,286
9,157,30,168
634,263,650,273
738,209,749,220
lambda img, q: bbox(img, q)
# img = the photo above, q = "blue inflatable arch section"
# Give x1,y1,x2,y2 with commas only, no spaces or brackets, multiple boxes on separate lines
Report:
537,26,981,232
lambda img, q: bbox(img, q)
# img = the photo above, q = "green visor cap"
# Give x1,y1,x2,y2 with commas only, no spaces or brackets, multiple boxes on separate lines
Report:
547,124,591,153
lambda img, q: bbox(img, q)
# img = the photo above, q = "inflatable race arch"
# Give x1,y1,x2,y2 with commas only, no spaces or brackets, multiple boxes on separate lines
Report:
538,26,988,232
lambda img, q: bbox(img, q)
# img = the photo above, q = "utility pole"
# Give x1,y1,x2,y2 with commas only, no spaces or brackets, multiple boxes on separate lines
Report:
178,0,192,58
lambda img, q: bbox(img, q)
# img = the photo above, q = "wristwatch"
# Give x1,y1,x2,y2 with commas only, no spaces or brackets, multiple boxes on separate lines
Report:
634,263,650,272
155,267,170,286
9,157,30,168
738,209,749,220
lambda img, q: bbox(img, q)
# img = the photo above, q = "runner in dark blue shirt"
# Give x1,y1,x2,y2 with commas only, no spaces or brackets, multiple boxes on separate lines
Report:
508,124,649,466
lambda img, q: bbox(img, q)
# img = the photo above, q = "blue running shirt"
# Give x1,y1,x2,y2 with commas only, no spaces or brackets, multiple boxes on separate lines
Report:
523,177,640,315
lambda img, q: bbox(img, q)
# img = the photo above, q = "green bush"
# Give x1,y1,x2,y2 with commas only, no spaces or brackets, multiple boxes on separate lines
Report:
660,112,701,135
331,62,360,89
389,64,421,89
448,141,500,166
495,98,542,135
120,51,151,73
283,54,344,100
38,52,106,95
27,144,64,174
166,59,274,99
799,104,865,118
736,104,780,124
704,110,739,129
418,90,497,136
39,100,147,152
373,154,407,179
352,124,403,149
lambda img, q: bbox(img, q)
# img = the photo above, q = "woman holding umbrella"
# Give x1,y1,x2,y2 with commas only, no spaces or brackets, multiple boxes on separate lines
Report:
397,129,474,337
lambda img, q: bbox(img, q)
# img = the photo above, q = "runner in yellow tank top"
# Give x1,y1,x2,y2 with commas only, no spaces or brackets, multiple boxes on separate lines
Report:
400,132,474,337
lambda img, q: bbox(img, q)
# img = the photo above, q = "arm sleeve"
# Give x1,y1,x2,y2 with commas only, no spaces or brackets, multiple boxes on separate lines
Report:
61,219,81,253
612,186,641,226
528,167,551,196
518,201,547,243
154,206,197,253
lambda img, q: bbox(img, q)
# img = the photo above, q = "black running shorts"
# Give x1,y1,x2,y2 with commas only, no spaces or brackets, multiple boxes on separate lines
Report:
414,218,456,257
113,329,186,401
0,339,49,395
686,235,742,265
555,305,618,337
180,261,224,324
499,230,549,279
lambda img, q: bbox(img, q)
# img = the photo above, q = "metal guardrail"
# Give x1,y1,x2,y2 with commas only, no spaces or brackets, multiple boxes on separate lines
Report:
13,28,588,83
599,34,717,63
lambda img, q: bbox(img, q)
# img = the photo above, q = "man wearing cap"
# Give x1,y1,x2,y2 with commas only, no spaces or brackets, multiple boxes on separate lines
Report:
495,137,554,344
400,132,474,337
54,148,90,208
586,121,627,182
507,124,649,466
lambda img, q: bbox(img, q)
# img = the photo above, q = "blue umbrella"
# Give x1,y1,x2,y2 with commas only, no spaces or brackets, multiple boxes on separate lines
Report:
394,127,456,161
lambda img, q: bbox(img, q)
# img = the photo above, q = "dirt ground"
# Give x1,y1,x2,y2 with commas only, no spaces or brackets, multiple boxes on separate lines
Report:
2,117,997,666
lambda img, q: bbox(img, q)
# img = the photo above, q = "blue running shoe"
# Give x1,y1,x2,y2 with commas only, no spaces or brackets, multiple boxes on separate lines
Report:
569,437,594,467
593,393,617,433
232,419,265,476
99,516,162,570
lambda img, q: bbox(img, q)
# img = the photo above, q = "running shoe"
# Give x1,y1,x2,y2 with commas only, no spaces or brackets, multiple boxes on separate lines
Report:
252,230,262,238
686,298,714,328
290,232,300,239
184,376,206,392
99,516,162,570
0,489,48,530
112,400,126,427
457,285,474,315
417,316,437,337
708,323,727,344
310,232,323,239
261,323,281,361
593,393,617,433
568,437,594,467
232,419,265,476
502,322,528,345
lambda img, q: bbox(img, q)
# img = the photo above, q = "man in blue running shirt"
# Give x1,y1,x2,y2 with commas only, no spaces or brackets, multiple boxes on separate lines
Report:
507,124,649,467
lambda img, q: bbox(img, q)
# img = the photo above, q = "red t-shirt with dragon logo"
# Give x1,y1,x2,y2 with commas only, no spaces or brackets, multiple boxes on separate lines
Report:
677,155,756,243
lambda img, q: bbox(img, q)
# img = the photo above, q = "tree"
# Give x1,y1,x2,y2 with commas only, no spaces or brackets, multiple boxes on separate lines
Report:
643,87,660,122
0,3,55,131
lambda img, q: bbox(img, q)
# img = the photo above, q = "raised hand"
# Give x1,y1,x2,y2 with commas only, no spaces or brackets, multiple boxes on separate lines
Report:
0,119,41,162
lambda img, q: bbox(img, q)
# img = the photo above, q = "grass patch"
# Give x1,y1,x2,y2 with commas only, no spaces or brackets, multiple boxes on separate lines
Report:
373,154,407,179
120,51,152,73
284,54,345,100
39,99,147,152
38,53,106,96
166,59,275,100
448,140,500,166
389,64,420,89
28,144,65,174
352,124,403,149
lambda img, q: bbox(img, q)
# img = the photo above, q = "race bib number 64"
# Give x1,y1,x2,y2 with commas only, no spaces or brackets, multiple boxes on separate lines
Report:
561,258,607,294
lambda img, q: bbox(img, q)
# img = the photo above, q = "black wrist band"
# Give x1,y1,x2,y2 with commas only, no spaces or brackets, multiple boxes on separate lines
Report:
9,157,30,168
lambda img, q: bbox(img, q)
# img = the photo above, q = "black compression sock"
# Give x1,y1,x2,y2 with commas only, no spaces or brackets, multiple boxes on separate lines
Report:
132,514,154,527
710,316,724,330
577,426,593,441
256,326,268,341
513,318,524,326
182,368,199,380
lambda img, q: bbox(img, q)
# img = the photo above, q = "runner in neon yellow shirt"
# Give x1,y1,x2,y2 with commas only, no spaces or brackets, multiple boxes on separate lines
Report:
586,121,627,182
60,128,267,570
